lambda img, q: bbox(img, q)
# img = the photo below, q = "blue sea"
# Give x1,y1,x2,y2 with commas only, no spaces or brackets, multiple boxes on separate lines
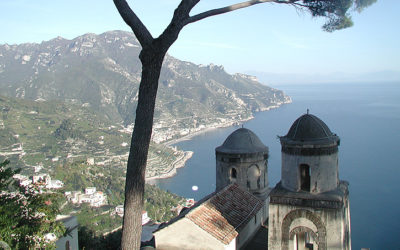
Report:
154,82,400,250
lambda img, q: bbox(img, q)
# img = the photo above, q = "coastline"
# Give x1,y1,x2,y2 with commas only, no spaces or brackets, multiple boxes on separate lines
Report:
163,117,252,147
146,151,193,182
164,100,291,147
146,99,292,182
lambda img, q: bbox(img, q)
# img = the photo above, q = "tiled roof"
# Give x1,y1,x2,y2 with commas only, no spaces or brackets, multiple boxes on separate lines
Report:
186,184,264,245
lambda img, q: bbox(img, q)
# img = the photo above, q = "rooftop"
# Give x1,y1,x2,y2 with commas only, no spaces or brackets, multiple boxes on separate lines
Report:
157,183,264,245
187,183,264,244
216,128,268,154
280,113,339,145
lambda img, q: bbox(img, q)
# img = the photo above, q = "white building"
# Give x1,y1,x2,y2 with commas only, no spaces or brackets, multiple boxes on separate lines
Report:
13,174,31,187
115,206,151,225
30,174,64,190
32,174,50,185
85,187,96,195
115,205,124,216
47,180,64,189
142,211,150,225
65,188,107,207
86,157,95,165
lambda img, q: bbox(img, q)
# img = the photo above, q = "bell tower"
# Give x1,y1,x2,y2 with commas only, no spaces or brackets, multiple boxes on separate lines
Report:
215,128,269,200
268,113,351,250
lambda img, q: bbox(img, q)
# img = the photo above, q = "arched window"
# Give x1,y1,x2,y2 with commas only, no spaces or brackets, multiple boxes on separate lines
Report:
247,165,261,190
300,164,310,192
65,240,70,250
231,168,237,179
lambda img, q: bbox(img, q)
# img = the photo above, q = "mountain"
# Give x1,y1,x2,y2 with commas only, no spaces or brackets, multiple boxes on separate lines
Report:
0,31,290,129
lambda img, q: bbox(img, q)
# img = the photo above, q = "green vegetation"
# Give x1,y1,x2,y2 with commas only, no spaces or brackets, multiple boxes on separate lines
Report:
0,160,65,249
0,95,186,244
55,161,125,206
53,160,183,238
144,184,184,222
0,95,185,178
78,226,122,250
54,119,83,140
75,204,122,235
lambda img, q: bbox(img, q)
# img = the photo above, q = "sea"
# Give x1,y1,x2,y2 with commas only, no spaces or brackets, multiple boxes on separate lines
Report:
154,82,400,250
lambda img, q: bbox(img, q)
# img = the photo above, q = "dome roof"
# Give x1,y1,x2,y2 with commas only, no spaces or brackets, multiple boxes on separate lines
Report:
216,128,268,154
281,113,339,144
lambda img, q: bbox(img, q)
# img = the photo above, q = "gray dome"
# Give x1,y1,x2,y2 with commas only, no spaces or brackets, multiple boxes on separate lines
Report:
216,128,268,154
281,113,339,144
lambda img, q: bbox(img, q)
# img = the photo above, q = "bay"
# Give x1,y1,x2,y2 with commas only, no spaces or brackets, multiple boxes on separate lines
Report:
154,82,400,250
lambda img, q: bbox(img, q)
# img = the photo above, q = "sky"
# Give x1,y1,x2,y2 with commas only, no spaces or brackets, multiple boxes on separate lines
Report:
1,0,399,84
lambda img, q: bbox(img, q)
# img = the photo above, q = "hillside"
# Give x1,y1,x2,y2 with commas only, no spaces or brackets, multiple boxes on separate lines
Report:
0,95,186,179
0,31,290,137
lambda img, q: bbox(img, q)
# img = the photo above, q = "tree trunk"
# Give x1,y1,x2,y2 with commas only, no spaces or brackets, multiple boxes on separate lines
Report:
121,49,165,250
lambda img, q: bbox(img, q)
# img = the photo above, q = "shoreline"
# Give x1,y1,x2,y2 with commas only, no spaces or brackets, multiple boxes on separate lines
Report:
147,100,292,182
163,118,251,147
146,151,193,182
163,100,292,147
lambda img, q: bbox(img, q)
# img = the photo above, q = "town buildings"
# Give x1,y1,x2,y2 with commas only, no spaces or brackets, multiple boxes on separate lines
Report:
65,187,107,207
13,173,64,189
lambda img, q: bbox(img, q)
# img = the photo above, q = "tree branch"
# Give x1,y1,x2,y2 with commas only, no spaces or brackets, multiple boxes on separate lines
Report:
186,0,278,25
156,0,200,51
113,0,153,46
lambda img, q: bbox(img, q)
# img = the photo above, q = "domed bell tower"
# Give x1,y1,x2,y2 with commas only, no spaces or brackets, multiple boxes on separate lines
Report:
215,128,269,200
280,112,340,193
268,112,351,250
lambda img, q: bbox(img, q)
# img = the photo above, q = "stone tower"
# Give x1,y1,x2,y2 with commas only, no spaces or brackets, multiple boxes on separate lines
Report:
268,113,351,250
215,128,269,199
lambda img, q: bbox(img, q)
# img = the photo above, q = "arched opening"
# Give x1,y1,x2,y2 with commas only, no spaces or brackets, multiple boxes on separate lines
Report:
65,240,70,250
281,209,326,250
291,227,316,250
264,160,268,187
247,165,260,190
300,164,310,192
231,167,237,179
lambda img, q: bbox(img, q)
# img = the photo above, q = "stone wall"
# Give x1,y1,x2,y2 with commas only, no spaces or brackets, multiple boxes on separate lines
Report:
268,199,350,250
215,152,268,198
281,152,339,193
154,217,231,250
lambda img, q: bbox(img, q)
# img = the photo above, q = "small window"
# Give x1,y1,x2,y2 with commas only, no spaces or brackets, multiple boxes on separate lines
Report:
300,164,310,192
264,171,266,186
65,240,70,250
231,168,237,179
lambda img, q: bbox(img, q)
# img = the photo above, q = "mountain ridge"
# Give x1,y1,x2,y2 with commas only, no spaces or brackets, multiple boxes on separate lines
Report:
0,30,290,130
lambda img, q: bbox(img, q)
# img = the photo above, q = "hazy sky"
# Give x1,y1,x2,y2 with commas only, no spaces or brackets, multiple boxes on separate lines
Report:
1,0,399,79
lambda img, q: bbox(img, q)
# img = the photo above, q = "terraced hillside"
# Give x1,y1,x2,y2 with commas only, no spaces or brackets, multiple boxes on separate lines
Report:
0,95,185,179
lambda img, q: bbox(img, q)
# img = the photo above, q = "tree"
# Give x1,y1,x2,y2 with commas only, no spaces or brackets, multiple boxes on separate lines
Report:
0,160,65,249
112,0,377,248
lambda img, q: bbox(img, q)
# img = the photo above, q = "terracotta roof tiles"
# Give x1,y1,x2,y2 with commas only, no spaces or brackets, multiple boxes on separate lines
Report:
186,184,264,245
